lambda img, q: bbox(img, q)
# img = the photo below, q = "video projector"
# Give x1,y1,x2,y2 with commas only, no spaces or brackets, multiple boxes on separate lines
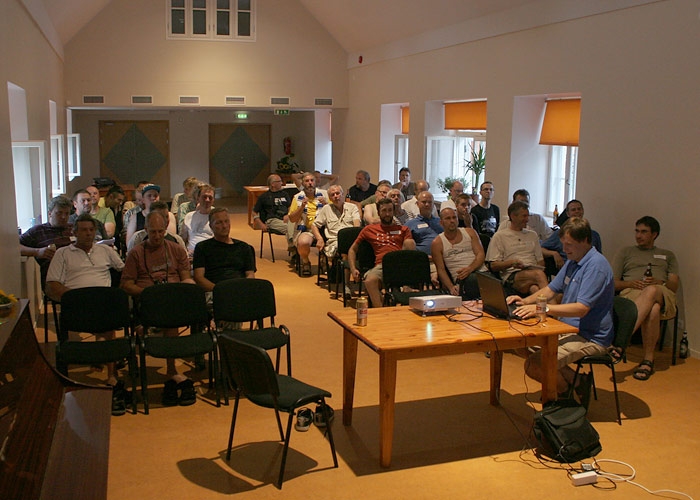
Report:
409,295,462,314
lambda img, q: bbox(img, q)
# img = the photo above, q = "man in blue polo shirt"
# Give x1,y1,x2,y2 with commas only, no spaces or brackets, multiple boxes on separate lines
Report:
405,191,443,254
508,217,614,407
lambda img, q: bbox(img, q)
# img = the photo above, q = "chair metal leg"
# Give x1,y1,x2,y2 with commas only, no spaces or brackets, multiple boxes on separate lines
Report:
259,229,276,262
277,412,295,488
226,393,241,461
588,364,598,401
610,364,622,425
274,409,285,442
321,398,339,468
139,346,150,415
268,231,275,262
43,294,49,343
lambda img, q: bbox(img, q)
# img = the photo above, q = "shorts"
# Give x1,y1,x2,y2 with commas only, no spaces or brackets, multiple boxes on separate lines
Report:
620,285,677,320
529,333,607,370
363,264,383,281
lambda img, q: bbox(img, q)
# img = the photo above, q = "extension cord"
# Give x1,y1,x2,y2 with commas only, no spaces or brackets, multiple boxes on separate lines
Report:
571,471,598,486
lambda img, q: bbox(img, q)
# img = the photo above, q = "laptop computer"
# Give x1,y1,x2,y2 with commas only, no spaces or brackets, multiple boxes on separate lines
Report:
475,272,523,320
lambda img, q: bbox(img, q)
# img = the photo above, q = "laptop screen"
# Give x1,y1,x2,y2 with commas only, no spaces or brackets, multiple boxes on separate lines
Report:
476,272,514,319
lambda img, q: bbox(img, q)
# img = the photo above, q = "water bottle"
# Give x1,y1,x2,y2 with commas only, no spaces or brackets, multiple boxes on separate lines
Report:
679,331,689,359
536,294,547,325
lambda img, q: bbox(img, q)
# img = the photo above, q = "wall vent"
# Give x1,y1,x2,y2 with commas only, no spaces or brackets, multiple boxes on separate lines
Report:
315,98,333,106
225,96,246,105
131,95,153,104
179,96,200,105
270,96,290,105
82,95,105,104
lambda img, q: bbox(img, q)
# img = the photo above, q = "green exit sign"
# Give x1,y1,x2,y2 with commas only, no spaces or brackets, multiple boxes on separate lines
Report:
274,109,290,116
236,112,248,119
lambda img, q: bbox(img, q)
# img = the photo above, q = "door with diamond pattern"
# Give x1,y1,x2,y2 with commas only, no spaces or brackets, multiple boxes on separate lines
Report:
209,124,271,199
99,120,171,198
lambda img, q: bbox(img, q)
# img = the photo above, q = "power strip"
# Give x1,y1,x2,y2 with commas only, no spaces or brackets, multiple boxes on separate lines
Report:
571,471,598,486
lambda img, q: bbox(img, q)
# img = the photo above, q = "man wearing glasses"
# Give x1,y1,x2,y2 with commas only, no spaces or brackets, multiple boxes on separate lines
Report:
252,174,292,243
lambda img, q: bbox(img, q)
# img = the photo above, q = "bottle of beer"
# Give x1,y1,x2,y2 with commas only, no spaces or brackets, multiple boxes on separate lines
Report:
552,204,559,222
679,331,689,359
644,263,653,282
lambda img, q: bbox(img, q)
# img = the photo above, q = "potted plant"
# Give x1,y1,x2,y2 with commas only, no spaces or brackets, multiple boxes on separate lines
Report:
464,144,486,194
436,176,468,194
275,154,301,181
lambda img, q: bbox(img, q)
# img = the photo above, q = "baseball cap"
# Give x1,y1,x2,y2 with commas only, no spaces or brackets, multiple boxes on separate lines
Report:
142,184,160,194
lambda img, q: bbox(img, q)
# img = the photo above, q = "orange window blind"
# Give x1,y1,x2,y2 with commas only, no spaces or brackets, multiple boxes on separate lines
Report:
401,107,410,134
444,101,487,130
539,99,581,146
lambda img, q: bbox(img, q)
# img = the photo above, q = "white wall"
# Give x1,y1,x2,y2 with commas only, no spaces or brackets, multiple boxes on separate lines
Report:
338,0,700,350
0,1,65,302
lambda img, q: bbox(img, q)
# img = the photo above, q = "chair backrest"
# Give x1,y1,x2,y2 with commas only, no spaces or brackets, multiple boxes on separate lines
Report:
218,335,279,398
357,239,376,271
212,278,276,323
337,226,362,256
59,287,131,341
381,250,431,289
612,295,638,350
139,282,209,329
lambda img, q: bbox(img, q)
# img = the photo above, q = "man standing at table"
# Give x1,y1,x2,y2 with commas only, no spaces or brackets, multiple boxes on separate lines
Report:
508,218,614,407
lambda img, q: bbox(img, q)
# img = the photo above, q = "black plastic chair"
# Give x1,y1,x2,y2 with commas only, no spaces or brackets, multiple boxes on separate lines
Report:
335,226,362,306
570,296,638,425
138,283,219,414
658,313,680,365
260,226,286,263
355,240,376,301
381,250,440,306
218,336,338,489
56,287,138,414
212,278,291,376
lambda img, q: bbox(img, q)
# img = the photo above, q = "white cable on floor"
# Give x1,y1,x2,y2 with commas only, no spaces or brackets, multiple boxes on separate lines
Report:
594,458,694,500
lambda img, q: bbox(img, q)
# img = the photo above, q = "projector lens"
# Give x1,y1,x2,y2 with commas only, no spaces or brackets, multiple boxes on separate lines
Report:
426,300,435,308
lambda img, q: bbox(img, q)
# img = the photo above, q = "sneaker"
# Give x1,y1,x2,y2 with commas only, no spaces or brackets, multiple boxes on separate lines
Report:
344,286,353,300
313,403,334,428
111,380,127,416
295,407,313,431
301,263,312,276
177,379,197,406
161,379,179,406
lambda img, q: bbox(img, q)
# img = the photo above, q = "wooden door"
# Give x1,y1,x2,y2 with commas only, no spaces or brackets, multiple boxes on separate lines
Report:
99,120,170,199
209,124,271,198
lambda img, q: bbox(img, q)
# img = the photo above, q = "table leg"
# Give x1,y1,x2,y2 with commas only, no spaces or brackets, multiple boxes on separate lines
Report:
379,352,397,468
247,192,254,226
489,349,503,406
540,334,558,403
342,329,358,426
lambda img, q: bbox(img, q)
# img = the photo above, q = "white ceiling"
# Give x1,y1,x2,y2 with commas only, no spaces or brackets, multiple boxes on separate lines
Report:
41,0,542,52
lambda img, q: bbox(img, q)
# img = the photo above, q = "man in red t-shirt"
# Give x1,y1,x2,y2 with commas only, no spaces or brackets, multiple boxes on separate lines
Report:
349,198,415,307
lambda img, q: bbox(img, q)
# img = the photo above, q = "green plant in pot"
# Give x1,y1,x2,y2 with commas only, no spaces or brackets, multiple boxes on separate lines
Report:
465,144,486,194
436,176,468,194
275,154,301,174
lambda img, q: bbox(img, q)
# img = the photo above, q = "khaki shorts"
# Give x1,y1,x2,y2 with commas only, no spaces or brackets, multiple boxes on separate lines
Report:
620,285,677,320
363,264,383,281
529,333,608,370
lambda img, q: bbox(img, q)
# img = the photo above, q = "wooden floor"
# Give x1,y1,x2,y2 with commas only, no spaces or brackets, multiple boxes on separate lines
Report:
38,201,699,499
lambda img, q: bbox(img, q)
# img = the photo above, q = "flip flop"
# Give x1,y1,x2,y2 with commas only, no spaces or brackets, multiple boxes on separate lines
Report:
633,360,655,381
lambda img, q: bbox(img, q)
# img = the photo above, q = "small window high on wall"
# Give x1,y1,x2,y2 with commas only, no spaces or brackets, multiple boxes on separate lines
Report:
540,98,581,217
167,0,256,40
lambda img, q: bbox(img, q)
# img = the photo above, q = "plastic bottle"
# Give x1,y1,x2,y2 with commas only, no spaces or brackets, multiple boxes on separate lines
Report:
536,294,547,325
679,331,689,359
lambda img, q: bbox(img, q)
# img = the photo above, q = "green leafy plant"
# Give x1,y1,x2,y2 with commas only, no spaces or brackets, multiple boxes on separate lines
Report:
436,176,468,194
275,154,301,174
465,144,486,192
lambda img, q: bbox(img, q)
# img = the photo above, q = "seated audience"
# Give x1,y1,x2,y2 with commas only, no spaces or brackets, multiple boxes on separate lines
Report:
288,172,327,276
541,199,602,271
45,214,126,414
87,185,116,238
348,198,415,308
387,188,410,224
439,180,464,212
121,211,197,407
471,181,500,237
393,167,416,201
252,174,292,245
454,193,478,229
180,183,215,258
497,189,553,241
432,207,485,299
126,184,176,245
128,201,187,252
405,191,443,254
171,176,199,222
346,170,377,210
362,182,392,225
486,200,548,295
612,216,679,381
401,180,438,219
69,189,109,241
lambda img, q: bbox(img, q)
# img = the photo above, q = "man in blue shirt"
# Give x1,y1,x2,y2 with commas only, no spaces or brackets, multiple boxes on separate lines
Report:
508,217,614,406
405,191,443,254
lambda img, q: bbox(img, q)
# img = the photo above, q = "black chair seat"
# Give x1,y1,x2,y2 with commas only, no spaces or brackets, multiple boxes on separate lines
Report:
58,337,133,365
221,328,289,351
248,375,332,411
143,333,214,359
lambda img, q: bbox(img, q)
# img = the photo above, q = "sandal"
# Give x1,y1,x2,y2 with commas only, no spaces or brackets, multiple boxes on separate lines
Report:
608,346,623,364
633,360,655,381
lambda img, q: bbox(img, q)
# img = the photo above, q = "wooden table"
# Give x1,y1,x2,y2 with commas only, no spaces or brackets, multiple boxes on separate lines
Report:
327,306,578,467
243,186,269,227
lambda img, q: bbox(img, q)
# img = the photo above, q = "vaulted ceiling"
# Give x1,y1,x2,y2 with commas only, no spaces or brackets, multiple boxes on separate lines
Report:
41,0,545,53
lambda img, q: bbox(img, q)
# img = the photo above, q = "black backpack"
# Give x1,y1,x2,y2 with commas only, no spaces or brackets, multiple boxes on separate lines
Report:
533,399,602,463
